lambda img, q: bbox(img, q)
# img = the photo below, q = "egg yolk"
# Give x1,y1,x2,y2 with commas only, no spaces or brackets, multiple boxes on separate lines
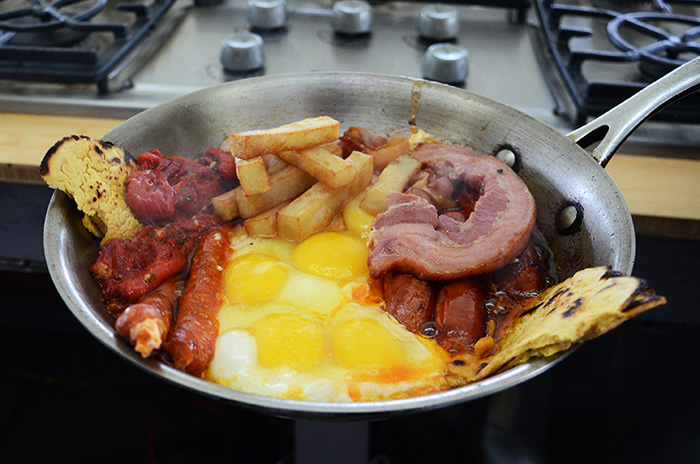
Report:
292,232,369,279
331,318,404,371
225,253,288,304
250,313,325,372
342,193,375,235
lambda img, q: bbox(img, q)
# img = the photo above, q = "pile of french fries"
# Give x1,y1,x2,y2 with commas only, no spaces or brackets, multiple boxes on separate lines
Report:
212,116,423,243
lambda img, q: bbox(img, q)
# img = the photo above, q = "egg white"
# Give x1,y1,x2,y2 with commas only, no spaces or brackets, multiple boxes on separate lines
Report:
205,226,450,402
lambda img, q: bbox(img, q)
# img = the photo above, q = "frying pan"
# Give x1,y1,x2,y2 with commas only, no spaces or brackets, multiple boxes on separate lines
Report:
43,57,700,419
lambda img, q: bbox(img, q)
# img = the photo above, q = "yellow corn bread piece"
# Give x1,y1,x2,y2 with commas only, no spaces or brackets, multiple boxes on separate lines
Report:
445,266,667,385
40,135,143,244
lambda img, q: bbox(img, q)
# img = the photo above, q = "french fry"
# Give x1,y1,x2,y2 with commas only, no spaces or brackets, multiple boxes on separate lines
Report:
360,154,422,215
230,116,341,159
277,142,354,189
211,189,239,221
236,156,272,196
370,135,410,171
243,201,290,238
236,164,316,218
277,151,373,243
261,153,287,175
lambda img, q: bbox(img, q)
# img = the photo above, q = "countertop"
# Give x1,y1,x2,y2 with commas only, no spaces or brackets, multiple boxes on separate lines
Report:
1,112,699,239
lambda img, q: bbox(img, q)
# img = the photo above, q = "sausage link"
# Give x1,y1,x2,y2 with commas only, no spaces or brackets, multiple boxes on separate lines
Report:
434,277,487,355
166,225,233,376
491,241,546,299
115,277,181,358
382,273,434,333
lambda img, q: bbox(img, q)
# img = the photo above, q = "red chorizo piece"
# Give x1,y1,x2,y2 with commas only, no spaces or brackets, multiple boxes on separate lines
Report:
382,273,435,333
166,225,233,376
339,126,388,156
125,148,234,224
91,215,221,314
115,277,181,358
434,277,487,355
491,241,547,299
91,226,189,314
204,146,237,181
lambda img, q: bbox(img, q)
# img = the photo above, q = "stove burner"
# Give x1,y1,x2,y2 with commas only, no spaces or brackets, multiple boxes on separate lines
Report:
0,0,176,92
0,0,128,43
535,0,700,124
607,12,700,78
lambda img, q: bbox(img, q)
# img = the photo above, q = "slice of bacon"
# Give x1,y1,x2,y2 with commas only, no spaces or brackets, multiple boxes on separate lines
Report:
368,143,536,280
166,224,233,376
115,277,181,358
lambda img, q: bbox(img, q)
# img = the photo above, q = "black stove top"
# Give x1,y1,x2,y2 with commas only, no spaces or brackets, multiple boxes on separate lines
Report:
0,0,177,92
535,0,700,124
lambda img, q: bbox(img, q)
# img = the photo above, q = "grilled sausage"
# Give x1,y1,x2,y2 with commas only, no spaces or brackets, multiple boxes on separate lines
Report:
434,277,487,355
491,241,546,299
383,272,434,333
166,225,232,376
115,277,181,358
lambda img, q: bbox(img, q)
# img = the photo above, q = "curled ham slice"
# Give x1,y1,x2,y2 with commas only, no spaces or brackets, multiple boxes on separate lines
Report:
368,143,536,280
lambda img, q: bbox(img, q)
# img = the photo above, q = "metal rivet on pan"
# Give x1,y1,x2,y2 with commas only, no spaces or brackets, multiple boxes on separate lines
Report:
493,146,521,172
495,148,516,167
555,203,583,235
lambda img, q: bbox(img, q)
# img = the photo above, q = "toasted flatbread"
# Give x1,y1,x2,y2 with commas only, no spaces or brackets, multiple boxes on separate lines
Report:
446,266,667,385
40,135,143,244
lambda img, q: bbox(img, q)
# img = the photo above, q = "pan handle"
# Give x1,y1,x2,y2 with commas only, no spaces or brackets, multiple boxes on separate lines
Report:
567,56,700,167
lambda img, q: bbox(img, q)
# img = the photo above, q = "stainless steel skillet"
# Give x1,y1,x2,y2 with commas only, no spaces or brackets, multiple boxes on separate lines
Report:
43,58,700,419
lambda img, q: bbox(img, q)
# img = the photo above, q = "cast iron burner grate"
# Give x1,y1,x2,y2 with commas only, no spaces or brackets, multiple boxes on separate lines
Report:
534,0,700,124
0,0,176,92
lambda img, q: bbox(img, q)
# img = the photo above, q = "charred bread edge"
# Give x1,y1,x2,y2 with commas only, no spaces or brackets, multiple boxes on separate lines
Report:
39,135,136,177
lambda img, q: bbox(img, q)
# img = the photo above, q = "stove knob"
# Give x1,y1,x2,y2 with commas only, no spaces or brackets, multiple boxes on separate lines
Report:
332,0,372,35
247,0,286,30
221,32,264,72
418,5,459,41
422,43,469,85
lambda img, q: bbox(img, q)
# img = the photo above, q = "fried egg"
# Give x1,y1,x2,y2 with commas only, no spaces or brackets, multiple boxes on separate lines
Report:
206,199,451,402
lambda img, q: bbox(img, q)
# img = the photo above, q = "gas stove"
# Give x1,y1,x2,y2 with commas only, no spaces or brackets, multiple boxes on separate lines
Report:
534,0,700,125
1,0,699,155
2,4,700,462
0,0,552,116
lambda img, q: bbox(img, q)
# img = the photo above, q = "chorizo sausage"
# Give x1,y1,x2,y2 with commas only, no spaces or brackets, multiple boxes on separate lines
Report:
491,241,547,299
115,277,181,358
382,273,434,333
434,277,487,355
166,224,233,376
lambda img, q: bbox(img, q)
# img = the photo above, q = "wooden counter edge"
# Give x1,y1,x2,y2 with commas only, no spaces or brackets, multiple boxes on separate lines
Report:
1,113,698,239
